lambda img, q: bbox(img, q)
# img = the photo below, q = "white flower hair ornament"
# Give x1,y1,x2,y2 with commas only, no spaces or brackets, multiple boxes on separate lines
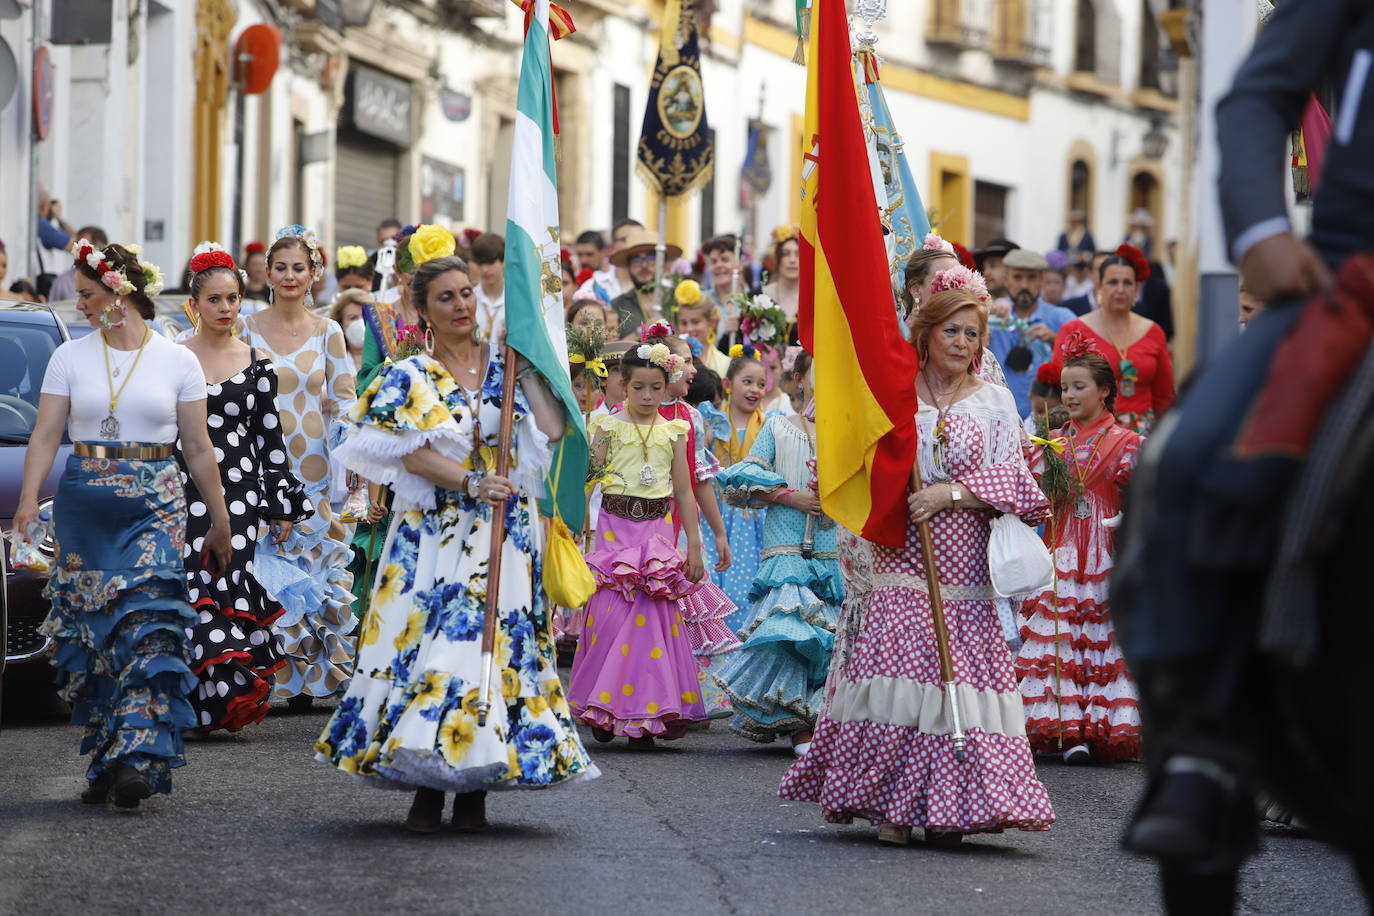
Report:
635,342,675,374
930,265,990,303
69,237,136,296
922,232,955,255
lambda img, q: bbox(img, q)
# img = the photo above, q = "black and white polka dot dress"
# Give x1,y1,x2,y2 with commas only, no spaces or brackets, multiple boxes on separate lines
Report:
177,356,312,732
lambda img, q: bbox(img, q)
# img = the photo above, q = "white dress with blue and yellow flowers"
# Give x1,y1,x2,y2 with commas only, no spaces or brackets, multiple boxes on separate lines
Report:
315,353,599,792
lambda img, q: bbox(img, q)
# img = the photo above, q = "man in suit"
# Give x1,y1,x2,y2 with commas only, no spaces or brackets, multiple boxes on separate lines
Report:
1116,0,1368,885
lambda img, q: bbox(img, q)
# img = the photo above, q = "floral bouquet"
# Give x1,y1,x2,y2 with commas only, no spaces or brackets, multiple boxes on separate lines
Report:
394,323,427,359
731,291,789,348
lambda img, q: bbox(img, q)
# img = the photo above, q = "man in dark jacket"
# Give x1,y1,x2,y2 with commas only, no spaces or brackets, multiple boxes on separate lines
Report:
1116,0,1371,888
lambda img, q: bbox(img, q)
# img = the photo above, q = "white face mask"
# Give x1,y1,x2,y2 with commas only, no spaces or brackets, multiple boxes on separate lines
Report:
344,318,366,349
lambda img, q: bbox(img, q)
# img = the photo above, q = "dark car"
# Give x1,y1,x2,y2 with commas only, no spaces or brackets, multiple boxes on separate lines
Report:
1,301,72,698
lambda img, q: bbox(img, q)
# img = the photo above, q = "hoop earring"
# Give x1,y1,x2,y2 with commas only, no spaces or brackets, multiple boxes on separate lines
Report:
423,327,435,355
99,301,128,331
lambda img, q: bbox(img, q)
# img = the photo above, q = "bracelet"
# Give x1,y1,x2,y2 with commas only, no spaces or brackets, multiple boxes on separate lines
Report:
516,366,536,382
773,488,796,504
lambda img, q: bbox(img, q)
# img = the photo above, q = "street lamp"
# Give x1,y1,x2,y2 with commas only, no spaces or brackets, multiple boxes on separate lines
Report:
1142,116,1169,159
340,0,380,28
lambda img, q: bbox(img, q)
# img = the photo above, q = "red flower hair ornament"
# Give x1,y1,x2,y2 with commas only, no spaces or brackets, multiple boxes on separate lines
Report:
1114,243,1151,283
1060,327,1105,362
1036,362,1062,387
951,241,977,271
243,241,265,256
575,267,595,287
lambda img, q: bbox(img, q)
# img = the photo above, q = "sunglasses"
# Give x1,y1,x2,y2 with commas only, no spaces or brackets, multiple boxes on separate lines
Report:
629,254,656,266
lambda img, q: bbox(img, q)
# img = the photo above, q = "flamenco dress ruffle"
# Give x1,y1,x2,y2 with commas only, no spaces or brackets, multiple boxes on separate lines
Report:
41,453,197,795
1015,540,1142,761
568,516,708,739
255,478,358,700
712,459,844,742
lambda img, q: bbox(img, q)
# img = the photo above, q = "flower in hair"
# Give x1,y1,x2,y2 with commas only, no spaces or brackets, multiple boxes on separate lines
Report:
1059,328,1102,361
665,353,686,383
140,261,165,296
951,241,976,270
337,245,368,270
70,238,136,296
1114,243,1152,282
1035,362,1061,387
572,286,600,303
409,224,456,268
641,320,675,342
460,227,482,246
728,343,758,360
930,265,990,302
125,244,142,256
922,232,954,254
682,334,703,357
674,278,702,306
244,241,265,255
575,268,595,287
772,224,799,244
191,241,237,275
781,345,803,374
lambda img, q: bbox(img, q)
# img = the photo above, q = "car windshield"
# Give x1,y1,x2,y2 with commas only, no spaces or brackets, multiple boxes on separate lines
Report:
0,319,65,442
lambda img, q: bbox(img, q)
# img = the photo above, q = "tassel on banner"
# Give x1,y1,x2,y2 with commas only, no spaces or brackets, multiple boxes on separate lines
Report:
858,47,881,84
793,0,810,64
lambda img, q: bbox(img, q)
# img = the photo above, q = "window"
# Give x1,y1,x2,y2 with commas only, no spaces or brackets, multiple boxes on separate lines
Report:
1069,159,1091,222
700,168,716,240
1139,0,1161,91
612,84,631,224
1074,0,1096,73
973,181,1009,249
1130,170,1161,228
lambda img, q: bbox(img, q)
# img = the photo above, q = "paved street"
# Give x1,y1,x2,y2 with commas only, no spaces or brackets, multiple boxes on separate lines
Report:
0,687,1363,916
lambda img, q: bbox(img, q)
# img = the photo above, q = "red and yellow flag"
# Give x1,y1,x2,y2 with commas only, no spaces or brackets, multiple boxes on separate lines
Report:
799,0,919,548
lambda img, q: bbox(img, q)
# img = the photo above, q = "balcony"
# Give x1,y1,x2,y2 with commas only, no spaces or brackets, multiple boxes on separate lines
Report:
990,0,1049,66
927,0,990,51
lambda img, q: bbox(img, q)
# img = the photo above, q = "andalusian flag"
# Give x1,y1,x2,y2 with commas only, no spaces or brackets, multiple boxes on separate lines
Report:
504,0,588,530
799,0,918,548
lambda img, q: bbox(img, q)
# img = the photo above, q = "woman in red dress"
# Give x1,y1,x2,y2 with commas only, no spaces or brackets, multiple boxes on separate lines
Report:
1050,245,1174,434
1016,341,1142,764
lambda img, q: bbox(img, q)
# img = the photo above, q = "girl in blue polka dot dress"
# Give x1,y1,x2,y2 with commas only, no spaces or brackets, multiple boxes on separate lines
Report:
699,355,770,632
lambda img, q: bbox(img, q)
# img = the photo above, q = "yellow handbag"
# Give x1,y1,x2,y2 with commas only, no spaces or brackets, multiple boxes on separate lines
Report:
544,516,595,608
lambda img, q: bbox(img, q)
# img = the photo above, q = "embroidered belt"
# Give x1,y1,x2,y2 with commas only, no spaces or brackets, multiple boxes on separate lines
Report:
760,545,838,560
74,442,174,459
869,572,993,602
602,493,671,522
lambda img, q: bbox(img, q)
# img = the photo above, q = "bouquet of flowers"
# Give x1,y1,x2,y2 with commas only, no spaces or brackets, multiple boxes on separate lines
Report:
730,291,789,347
394,323,427,359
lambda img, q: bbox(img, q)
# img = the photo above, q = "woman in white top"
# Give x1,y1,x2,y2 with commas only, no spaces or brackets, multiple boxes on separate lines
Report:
15,239,231,810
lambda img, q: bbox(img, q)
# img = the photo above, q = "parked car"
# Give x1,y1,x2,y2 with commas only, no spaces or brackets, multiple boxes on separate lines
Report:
1,301,72,695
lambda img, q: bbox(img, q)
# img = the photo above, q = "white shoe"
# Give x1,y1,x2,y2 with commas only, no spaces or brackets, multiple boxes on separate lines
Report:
792,741,812,758
1063,744,1091,765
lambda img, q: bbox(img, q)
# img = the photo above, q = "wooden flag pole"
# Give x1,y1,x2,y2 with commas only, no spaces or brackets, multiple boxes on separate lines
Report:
476,344,520,727
909,461,969,762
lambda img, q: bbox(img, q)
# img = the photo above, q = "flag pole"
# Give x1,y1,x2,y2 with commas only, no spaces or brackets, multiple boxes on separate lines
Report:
653,199,669,316
909,461,969,762
477,344,520,727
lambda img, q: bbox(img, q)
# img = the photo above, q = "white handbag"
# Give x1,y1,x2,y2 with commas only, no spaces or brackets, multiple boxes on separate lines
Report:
988,513,1054,598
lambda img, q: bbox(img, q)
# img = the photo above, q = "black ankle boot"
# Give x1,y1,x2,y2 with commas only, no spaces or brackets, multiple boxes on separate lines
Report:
405,787,446,834
111,763,151,810
452,790,488,830
81,770,115,805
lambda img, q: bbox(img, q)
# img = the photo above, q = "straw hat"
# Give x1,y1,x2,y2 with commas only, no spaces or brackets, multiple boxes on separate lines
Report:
610,228,683,267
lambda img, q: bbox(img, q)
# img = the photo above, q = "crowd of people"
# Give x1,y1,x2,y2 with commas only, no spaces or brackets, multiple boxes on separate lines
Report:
12,212,1178,844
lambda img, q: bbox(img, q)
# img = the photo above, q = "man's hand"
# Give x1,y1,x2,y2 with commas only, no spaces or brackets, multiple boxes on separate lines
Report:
1240,233,1333,302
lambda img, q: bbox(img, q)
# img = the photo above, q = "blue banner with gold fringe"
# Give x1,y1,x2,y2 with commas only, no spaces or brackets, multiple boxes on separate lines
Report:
636,0,714,199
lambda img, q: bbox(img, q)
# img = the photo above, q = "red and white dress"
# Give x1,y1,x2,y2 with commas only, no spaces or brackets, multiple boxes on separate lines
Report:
780,384,1055,835
1015,411,1142,761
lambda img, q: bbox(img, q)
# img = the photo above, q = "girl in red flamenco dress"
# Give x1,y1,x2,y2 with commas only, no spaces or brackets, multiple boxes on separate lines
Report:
1016,336,1143,764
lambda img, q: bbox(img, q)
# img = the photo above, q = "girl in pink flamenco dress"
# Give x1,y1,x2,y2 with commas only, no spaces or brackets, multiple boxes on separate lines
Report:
567,344,710,748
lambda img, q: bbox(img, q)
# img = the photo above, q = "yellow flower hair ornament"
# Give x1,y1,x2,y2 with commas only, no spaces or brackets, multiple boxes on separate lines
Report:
337,245,369,270
674,278,702,306
409,224,457,268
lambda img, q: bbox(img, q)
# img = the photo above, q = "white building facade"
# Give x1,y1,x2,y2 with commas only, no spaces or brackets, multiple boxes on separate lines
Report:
0,0,1185,289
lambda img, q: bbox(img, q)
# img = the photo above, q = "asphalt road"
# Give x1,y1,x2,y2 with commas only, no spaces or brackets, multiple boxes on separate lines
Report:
0,685,1363,916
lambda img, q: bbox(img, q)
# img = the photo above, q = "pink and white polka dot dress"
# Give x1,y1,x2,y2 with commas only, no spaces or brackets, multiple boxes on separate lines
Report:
779,383,1056,834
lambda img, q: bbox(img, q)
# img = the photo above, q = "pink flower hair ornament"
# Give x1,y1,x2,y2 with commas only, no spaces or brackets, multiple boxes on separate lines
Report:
922,232,955,254
930,265,990,303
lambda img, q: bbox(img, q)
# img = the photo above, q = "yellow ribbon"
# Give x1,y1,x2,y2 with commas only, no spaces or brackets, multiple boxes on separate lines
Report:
569,353,609,379
1029,435,1068,456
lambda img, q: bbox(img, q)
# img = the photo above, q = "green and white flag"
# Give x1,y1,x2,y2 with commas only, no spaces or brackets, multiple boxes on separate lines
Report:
504,0,587,530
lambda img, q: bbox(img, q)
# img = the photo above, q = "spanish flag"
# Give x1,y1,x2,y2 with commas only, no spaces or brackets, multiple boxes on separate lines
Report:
799,0,919,548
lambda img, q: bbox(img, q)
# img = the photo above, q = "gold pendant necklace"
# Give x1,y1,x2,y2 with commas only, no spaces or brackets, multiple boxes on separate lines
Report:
100,327,152,440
